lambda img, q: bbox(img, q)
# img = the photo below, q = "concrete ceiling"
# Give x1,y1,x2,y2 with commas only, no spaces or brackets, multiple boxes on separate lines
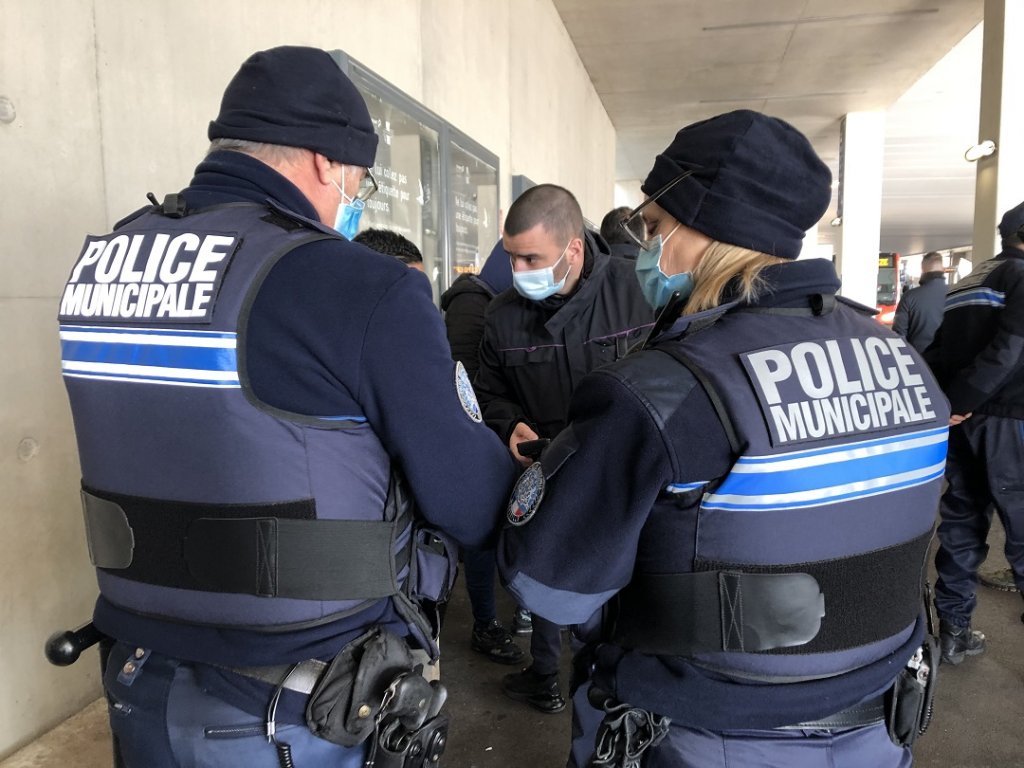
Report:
553,0,985,257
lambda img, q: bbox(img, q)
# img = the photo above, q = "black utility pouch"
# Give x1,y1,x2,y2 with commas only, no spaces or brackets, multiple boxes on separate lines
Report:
304,627,415,747
886,636,939,747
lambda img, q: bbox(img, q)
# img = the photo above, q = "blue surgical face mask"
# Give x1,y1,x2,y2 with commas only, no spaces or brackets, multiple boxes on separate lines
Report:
635,223,694,309
512,241,572,301
331,170,365,240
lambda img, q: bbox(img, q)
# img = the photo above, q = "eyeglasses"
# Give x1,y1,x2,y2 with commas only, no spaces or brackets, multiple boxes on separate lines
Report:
356,167,378,203
620,168,697,249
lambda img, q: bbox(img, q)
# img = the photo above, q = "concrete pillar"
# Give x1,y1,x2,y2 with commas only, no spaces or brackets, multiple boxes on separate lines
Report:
834,111,886,307
972,0,1024,259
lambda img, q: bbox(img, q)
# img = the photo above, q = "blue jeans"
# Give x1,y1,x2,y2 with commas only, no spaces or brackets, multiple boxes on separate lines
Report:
103,643,366,768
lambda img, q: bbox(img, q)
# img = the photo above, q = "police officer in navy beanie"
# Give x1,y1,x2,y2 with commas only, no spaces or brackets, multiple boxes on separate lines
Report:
57,45,516,766
498,109,948,766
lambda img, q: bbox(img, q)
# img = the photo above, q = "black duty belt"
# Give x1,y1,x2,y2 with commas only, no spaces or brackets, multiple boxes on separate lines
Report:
608,531,931,655
81,487,410,601
778,696,886,730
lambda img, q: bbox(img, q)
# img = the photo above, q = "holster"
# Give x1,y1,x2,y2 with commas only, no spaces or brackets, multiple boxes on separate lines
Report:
367,671,450,767
588,687,670,768
886,634,938,747
305,627,416,748
368,712,449,768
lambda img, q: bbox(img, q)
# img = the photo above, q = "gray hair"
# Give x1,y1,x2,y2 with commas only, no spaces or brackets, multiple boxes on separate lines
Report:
207,138,308,165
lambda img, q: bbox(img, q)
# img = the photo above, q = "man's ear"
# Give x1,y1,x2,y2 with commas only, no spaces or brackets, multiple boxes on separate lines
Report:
569,235,586,265
313,152,336,186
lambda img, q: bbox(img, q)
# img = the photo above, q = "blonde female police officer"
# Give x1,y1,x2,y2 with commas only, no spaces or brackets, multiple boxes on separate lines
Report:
498,110,949,767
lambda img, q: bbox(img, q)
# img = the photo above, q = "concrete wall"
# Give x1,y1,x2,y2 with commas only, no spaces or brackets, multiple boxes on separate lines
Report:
0,0,615,756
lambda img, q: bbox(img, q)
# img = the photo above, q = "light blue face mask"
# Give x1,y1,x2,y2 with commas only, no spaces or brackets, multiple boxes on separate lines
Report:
331,172,365,240
634,224,694,309
512,241,571,301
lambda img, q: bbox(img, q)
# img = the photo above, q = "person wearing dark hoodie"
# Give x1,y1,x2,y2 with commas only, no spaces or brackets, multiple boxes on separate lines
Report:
475,184,654,714
439,243,526,666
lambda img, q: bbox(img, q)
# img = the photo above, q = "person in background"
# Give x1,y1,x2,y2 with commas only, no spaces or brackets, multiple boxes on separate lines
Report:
925,201,1024,663
499,110,948,766
439,242,526,665
476,184,654,715
56,45,516,767
893,250,945,352
353,227,425,271
600,205,644,260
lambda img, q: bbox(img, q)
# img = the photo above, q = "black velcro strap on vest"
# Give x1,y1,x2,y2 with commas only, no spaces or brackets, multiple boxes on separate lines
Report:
609,531,930,656
82,487,403,601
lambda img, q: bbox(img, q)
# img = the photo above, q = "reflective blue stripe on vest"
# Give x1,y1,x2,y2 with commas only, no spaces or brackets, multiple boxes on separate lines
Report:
704,426,947,511
60,325,239,387
945,287,1005,310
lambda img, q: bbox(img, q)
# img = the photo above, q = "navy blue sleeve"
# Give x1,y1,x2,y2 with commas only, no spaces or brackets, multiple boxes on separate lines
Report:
946,264,1024,414
498,369,672,624
357,268,519,547
891,294,910,338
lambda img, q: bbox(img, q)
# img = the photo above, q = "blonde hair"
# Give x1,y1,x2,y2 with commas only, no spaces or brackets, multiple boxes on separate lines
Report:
683,242,788,314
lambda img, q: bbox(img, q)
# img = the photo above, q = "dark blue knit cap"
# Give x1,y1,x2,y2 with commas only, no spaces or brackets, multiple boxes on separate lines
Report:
209,46,378,168
642,110,831,260
998,200,1024,240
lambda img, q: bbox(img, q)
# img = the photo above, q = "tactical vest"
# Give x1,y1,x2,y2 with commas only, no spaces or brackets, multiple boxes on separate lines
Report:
58,199,442,642
610,297,947,685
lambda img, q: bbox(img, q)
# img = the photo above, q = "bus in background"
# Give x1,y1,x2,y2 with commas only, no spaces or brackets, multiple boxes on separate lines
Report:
876,252,902,325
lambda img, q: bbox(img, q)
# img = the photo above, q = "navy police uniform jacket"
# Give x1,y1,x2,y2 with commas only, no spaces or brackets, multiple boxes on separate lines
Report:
925,247,1024,419
475,236,655,441
58,150,517,673
498,259,949,730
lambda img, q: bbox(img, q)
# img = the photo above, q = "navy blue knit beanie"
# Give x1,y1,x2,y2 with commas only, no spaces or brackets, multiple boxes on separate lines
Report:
998,200,1024,240
209,46,378,168
642,110,831,259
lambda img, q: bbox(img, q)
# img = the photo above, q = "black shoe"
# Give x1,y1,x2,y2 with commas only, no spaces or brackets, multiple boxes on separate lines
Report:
502,667,566,714
939,620,986,665
511,607,533,635
471,619,526,665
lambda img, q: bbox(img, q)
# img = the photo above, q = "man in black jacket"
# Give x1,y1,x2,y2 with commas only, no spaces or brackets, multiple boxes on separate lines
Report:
927,201,1024,664
475,184,653,713
893,251,946,352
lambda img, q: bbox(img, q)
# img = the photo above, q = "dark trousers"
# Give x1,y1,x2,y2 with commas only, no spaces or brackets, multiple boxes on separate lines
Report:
102,642,365,767
462,546,498,626
934,414,1024,626
530,615,563,677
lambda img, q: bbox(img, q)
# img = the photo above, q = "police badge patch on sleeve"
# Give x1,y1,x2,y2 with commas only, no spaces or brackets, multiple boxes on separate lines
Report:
507,462,545,526
455,361,483,423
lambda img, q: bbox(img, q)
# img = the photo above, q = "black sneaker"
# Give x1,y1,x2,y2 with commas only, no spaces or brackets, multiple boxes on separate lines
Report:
502,667,566,714
511,607,533,635
471,619,525,665
939,620,986,665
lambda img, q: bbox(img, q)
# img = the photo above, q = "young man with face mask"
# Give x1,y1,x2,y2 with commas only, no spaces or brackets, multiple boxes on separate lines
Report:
57,46,516,767
474,184,653,713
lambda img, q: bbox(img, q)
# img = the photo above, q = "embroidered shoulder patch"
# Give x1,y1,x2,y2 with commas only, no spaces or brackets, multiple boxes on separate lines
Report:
507,462,545,526
455,361,482,423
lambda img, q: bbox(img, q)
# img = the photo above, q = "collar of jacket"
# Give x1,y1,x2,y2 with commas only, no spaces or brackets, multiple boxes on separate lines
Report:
919,271,946,285
653,258,842,342
538,241,610,337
